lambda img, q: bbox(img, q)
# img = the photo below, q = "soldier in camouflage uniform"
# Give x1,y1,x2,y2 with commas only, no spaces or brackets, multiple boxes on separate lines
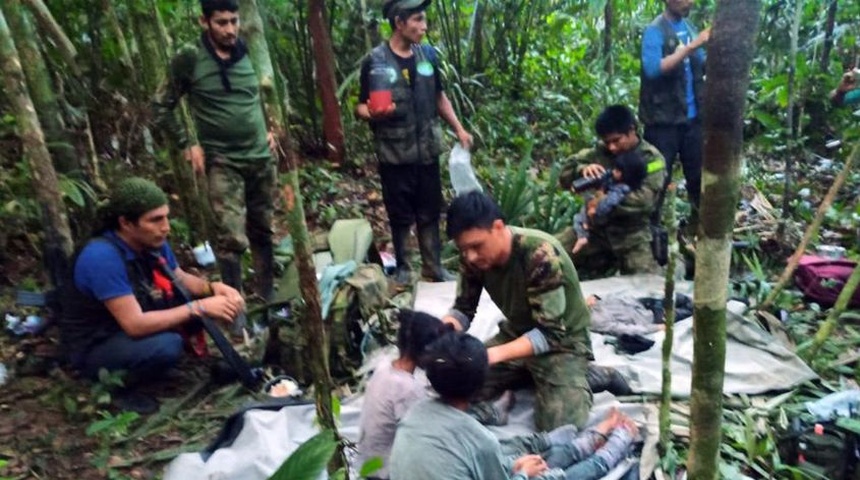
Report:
441,191,594,430
355,0,472,284
152,0,275,335
559,105,666,278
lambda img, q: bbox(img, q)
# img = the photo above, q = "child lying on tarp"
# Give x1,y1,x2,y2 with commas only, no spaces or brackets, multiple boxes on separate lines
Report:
388,332,639,480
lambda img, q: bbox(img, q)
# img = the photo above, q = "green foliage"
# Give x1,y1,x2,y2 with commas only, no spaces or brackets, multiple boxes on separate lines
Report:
267,430,338,480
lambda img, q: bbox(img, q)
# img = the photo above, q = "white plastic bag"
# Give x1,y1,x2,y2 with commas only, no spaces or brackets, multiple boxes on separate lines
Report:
448,145,482,196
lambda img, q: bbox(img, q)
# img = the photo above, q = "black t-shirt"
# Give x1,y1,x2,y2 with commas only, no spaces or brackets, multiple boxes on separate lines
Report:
359,45,444,103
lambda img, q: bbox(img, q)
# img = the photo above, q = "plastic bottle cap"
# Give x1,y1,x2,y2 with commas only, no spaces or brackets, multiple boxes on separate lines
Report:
814,423,824,435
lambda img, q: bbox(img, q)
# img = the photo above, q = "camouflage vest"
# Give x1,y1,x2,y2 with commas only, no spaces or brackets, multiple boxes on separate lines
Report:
639,15,705,126
369,43,444,165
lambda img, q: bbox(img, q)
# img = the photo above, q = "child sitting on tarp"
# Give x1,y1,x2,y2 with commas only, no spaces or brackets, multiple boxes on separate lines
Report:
389,332,639,480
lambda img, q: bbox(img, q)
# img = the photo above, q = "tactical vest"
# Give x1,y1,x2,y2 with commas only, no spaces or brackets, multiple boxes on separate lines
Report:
368,43,444,165
639,15,705,126
59,235,184,357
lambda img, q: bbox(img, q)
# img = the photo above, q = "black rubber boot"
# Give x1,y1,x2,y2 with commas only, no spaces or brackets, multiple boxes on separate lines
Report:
218,254,248,338
417,222,455,282
391,225,413,284
251,241,275,303
586,365,633,396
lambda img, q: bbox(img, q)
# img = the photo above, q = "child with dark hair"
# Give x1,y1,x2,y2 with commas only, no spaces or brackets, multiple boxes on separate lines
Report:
572,151,648,255
356,309,452,479
389,332,639,480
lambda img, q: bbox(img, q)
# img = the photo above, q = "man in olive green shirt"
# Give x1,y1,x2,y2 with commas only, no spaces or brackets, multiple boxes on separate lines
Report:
442,191,594,430
559,105,666,278
152,0,275,333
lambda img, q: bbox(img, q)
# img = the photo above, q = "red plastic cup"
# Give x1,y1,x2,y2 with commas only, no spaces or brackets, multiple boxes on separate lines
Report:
369,89,393,113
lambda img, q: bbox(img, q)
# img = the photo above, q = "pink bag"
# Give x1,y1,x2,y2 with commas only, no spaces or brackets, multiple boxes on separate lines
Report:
794,255,860,308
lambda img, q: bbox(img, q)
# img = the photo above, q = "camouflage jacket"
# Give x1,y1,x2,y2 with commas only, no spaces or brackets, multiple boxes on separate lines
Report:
559,140,666,248
449,226,592,356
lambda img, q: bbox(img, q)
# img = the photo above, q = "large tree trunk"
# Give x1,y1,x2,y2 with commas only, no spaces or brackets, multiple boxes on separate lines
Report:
20,0,80,76
239,0,346,475
5,0,78,174
687,1,760,478
308,0,345,165
0,6,74,279
102,0,135,81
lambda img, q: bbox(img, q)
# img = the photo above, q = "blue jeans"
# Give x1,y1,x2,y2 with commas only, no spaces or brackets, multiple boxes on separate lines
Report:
75,331,183,383
501,433,611,480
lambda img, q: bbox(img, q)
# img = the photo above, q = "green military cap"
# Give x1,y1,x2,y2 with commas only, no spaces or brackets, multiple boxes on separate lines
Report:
382,0,431,20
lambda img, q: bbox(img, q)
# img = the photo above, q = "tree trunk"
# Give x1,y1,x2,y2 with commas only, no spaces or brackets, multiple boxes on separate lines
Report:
659,184,678,452
20,0,80,76
240,0,285,139
468,0,484,73
129,0,166,96
102,0,135,80
239,0,346,475
0,6,74,278
5,0,78,174
780,0,803,233
687,1,760,478
820,0,837,73
603,0,614,77
308,0,345,165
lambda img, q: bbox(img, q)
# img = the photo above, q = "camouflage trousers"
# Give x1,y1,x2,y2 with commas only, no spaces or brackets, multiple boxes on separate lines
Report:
207,154,276,257
470,333,593,430
556,226,658,280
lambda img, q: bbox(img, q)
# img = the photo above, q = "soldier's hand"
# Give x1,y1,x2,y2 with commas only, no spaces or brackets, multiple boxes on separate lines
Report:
211,281,245,309
692,27,711,49
184,145,205,175
456,128,474,149
368,102,397,119
582,163,606,179
197,296,242,323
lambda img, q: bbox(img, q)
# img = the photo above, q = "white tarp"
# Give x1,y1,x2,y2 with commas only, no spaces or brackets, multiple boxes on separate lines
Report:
164,274,816,479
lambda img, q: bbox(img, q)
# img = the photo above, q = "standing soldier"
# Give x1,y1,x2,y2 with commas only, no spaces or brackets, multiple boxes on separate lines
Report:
640,0,709,235
152,0,276,335
356,0,473,284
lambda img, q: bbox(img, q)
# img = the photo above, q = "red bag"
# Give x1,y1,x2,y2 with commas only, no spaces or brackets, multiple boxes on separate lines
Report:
794,255,860,308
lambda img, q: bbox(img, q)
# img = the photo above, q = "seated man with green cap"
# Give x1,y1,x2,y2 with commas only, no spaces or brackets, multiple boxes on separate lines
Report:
59,177,244,411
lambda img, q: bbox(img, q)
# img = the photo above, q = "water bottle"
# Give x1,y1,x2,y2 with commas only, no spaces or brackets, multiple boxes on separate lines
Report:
448,145,482,196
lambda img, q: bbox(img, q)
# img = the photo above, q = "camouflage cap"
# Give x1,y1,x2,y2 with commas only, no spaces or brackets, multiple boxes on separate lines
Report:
382,0,431,20
109,177,169,219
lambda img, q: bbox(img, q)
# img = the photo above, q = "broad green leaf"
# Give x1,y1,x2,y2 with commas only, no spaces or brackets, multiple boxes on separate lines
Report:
268,430,337,480
359,457,384,477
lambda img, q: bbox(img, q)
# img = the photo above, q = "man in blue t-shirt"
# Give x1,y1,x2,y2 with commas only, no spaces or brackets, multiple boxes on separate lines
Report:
59,177,244,412
639,0,709,234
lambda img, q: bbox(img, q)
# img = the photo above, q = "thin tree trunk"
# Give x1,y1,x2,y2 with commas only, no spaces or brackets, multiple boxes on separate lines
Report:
129,0,166,95
240,0,346,475
806,265,860,359
687,1,760,478
0,7,74,276
20,0,80,76
102,0,135,78
5,0,78,174
603,0,614,77
308,0,345,165
358,0,374,52
659,183,678,452
240,0,285,139
759,144,859,311
780,0,803,233
820,0,837,73
467,0,484,74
